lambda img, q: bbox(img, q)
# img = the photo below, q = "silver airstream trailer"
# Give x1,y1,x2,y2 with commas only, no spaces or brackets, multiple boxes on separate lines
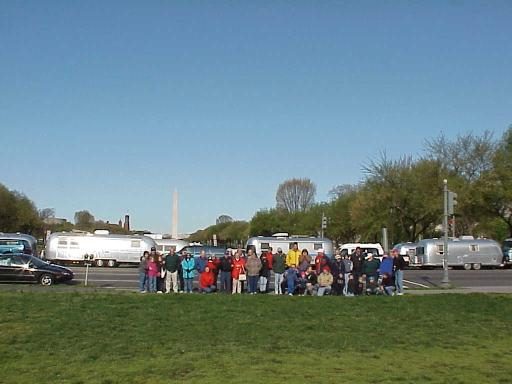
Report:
413,238,502,270
0,233,38,256
44,231,157,267
245,234,334,259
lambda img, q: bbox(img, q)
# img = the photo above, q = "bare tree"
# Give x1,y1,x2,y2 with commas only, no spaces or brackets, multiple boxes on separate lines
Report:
276,178,316,213
424,131,496,182
216,214,233,225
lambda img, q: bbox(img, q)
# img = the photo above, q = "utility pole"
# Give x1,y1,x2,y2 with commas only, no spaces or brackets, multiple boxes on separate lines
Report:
321,213,327,238
441,179,450,287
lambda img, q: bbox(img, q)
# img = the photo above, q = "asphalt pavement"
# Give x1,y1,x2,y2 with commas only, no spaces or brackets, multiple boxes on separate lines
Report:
68,266,512,293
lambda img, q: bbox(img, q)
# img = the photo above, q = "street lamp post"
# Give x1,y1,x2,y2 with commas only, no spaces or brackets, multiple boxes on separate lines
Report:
441,179,450,287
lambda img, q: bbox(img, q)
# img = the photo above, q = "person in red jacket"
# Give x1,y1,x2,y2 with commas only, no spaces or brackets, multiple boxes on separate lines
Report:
199,266,217,293
315,248,331,274
231,250,246,294
207,256,219,287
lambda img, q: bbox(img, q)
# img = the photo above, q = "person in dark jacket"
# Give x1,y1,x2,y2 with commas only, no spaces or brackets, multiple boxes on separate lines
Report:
331,251,345,296
363,252,380,285
259,252,271,293
138,251,149,293
218,250,232,294
165,246,180,293
272,248,286,295
393,249,406,295
305,266,318,296
350,247,365,282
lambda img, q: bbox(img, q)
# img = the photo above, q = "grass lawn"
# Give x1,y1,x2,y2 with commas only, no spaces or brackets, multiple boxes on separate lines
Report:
0,291,511,384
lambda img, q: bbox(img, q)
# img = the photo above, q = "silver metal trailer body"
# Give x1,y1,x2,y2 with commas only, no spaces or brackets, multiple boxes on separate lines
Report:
413,238,502,270
154,239,188,255
0,233,38,256
245,236,334,258
45,232,157,267
391,242,417,265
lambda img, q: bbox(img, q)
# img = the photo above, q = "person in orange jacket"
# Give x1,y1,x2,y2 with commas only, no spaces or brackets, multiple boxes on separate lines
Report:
199,266,217,293
231,250,246,294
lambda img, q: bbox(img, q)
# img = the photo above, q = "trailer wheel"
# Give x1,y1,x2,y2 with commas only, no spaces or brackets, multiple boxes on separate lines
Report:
107,259,116,268
472,263,481,270
463,263,472,270
96,259,105,267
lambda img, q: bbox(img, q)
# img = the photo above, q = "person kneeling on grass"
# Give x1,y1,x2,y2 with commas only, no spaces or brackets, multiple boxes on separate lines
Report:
199,266,217,293
379,273,395,296
366,276,379,295
305,266,318,296
317,267,333,296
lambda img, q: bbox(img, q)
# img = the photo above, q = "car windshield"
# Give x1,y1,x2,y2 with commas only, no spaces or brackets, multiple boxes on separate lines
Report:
28,256,49,267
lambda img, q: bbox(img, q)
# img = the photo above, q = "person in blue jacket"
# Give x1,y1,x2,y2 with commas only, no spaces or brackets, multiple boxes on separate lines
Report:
181,251,196,293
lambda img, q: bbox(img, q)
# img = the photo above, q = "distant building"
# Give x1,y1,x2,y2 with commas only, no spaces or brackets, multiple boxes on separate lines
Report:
124,214,130,231
43,217,67,225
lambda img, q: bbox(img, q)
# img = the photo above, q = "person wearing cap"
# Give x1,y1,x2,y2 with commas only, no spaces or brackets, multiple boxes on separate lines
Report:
363,252,380,287
272,247,286,294
165,246,180,293
314,248,330,275
218,250,232,294
393,248,406,295
286,242,300,268
317,266,333,296
330,250,345,296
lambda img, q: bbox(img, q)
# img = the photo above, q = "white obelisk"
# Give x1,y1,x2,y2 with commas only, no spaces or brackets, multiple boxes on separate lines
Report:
171,189,178,239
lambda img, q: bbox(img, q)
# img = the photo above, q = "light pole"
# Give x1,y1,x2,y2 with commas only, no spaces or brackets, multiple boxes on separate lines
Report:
441,179,450,287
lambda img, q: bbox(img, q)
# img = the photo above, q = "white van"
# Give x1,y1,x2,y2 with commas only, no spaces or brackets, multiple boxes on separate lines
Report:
340,243,385,259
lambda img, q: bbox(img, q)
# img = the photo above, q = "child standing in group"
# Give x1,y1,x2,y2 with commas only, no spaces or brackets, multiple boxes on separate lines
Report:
147,255,159,293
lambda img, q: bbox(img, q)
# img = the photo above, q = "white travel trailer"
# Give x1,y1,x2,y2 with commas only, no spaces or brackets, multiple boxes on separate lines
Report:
45,231,157,267
245,234,334,258
413,238,502,270
154,238,188,255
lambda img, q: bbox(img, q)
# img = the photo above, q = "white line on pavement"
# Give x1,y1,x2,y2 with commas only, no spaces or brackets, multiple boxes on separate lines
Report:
404,279,429,288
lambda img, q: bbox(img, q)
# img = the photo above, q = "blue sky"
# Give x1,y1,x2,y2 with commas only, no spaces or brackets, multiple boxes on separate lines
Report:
1,1,511,234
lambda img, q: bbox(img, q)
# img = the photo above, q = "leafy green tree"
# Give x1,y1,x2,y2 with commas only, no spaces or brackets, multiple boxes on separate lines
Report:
0,184,41,234
74,210,95,231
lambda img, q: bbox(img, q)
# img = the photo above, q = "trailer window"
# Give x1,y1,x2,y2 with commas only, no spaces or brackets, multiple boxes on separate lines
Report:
469,244,479,252
416,247,424,255
131,240,141,248
58,240,68,248
70,241,79,249
436,244,444,255
314,243,323,250
260,243,270,251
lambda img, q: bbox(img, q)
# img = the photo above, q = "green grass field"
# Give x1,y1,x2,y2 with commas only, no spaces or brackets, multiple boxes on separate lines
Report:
1,291,511,384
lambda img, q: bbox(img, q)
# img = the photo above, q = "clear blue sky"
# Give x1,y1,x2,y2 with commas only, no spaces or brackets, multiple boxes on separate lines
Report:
1,1,511,234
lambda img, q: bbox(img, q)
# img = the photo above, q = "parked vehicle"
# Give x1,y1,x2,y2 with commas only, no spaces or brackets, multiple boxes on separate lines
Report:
154,238,188,255
44,231,157,267
502,238,512,266
181,245,227,258
0,253,74,286
0,233,38,256
391,242,417,266
340,243,385,259
413,238,502,270
245,234,334,259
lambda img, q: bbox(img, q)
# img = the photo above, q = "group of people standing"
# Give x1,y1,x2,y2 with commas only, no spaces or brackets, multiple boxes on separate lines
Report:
138,242,406,296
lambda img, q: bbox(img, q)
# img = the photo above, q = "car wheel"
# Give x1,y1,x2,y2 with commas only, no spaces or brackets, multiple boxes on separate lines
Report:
463,263,472,270
107,259,116,268
472,263,481,270
96,259,105,267
40,274,54,286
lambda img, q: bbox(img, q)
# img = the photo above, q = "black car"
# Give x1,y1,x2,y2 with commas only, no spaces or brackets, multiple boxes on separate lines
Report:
0,253,74,286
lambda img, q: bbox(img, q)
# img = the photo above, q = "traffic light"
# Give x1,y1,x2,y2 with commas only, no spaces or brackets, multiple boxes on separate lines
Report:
321,215,327,229
448,191,458,215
